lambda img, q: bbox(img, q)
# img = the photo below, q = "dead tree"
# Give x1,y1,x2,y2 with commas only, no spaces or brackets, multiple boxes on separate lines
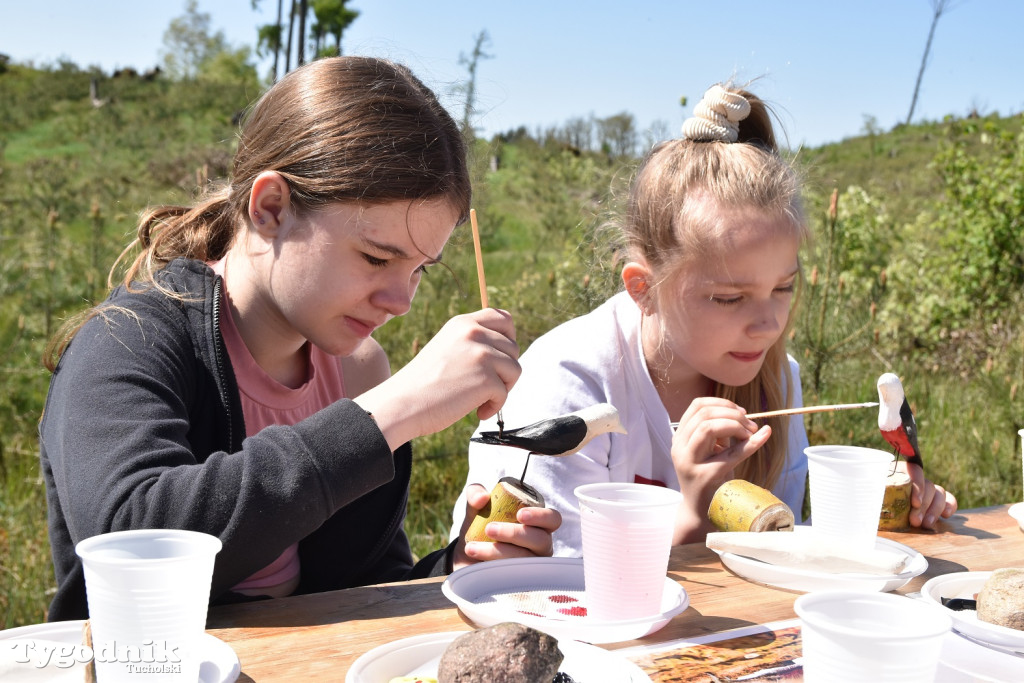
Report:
458,30,493,139
906,0,959,125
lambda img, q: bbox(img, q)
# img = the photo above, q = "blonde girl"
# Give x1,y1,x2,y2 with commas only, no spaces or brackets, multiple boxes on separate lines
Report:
453,82,953,554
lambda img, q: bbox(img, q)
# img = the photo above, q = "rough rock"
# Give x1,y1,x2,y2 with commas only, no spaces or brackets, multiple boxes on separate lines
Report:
978,567,1024,630
437,622,564,683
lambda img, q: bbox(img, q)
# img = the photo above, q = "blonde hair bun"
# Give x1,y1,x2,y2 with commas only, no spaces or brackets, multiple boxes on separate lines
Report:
680,84,751,143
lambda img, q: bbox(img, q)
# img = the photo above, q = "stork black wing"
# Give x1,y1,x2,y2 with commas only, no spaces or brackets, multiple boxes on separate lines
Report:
471,415,588,455
899,398,923,467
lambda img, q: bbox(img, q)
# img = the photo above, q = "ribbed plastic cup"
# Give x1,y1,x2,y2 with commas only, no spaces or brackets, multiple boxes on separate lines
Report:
805,445,894,552
574,482,683,621
795,590,952,682
76,529,222,682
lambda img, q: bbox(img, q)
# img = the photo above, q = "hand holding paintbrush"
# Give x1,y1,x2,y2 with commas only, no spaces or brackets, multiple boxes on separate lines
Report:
470,209,505,437
465,210,629,543
352,209,516,450
670,401,879,429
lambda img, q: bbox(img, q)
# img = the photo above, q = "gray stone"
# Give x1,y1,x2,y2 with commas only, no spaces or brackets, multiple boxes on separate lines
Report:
437,622,564,683
978,567,1024,630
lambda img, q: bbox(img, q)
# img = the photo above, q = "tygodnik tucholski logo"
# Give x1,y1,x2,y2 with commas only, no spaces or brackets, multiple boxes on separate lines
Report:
6,638,182,673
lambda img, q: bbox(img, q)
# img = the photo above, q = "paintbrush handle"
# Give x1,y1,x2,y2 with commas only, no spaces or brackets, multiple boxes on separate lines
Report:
469,209,488,309
670,402,879,428
470,208,504,433
745,402,879,419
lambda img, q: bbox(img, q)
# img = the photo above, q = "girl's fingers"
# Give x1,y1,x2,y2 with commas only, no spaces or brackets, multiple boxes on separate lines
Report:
676,403,758,438
516,504,562,533
472,307,517,340
708,425,772,468
462,484,491,518
466,527,550,560
678,417,766,462
903,461,926,507
942,490,958,517
458,485,560,563
462,510,561,561
680,396,751,416
924,486,946,527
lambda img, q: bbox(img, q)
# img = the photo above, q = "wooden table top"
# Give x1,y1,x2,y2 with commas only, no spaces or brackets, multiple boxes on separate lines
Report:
206,504,1024,681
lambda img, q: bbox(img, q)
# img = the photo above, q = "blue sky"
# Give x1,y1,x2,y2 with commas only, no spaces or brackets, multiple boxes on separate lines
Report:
3,0,1022,148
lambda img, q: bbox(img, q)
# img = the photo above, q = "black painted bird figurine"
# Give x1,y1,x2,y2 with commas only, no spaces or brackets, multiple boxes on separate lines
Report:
472,403,626,456
877,373,923,469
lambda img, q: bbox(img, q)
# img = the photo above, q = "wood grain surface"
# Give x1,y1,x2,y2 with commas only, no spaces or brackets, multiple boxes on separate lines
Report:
205,505,1023,681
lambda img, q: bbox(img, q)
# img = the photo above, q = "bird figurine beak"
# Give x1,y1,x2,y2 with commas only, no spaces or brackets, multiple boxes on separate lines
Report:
472,403,626,456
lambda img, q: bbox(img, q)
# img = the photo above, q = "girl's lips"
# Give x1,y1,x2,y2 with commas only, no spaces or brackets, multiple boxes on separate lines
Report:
729,350,765,362
345,316,376,338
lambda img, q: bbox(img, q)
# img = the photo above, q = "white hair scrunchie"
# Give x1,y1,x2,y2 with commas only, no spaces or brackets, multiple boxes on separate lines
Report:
680,84,752,143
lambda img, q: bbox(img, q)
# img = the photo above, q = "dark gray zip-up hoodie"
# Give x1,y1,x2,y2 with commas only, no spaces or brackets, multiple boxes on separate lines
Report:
39,258,450,622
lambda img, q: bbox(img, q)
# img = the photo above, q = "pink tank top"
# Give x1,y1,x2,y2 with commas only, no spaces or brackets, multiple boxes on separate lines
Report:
212,260,347,597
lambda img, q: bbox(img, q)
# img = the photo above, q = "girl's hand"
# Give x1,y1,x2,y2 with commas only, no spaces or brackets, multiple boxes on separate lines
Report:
899,460,958,529
356,309,520,450
452,484,562,569
670,397,772,544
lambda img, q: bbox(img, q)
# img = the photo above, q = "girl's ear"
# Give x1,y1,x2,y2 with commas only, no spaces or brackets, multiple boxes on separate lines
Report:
622,261,654,314
248,171,291,237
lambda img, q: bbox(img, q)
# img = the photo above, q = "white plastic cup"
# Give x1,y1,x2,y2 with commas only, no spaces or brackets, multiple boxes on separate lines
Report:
795,590,952,682
574,482,683,621
805,445,894,552
76,529,222,682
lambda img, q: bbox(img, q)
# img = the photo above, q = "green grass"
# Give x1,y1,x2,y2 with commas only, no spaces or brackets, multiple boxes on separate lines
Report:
3,119,92,164
1,418,55,627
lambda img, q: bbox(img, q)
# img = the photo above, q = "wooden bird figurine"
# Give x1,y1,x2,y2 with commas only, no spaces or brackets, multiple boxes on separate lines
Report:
877,372,923,469
472,403,626,456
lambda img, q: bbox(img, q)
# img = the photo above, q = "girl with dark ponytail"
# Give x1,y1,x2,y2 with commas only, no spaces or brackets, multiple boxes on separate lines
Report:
41,56,560,621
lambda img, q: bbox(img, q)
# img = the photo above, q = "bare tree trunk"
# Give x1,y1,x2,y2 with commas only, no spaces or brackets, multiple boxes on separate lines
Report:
285,0,295,73
459,31,492,139
906,0,953,125
273,0,283,81
298,0,308,66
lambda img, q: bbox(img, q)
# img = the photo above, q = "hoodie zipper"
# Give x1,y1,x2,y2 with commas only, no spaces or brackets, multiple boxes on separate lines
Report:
356,443,412,577
210,275,235,450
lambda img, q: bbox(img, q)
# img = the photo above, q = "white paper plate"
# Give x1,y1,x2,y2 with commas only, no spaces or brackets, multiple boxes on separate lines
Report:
936,629,1024,682
1008,503,1024,532
344,630,651,682
441,557,688,644
0,620,239,683
922,571,1024,654
711,526,927,593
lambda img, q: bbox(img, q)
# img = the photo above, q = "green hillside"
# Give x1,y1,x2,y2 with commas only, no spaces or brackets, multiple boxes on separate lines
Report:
1,61,1022,628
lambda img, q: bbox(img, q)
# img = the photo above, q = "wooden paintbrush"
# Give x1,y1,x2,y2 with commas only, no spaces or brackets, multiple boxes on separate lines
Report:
671,401,879,428
469,209,503,437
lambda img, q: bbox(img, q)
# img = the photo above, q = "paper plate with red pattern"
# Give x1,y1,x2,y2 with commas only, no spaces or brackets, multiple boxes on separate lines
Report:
441,557,687,644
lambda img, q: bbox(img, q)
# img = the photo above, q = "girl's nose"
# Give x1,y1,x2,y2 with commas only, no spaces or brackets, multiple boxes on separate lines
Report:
373,275,416,317
749,301,784,337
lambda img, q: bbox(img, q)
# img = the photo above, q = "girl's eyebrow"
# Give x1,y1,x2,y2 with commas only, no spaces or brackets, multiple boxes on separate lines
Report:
777,266,801,281
361,236,444,262
707,266,801,288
